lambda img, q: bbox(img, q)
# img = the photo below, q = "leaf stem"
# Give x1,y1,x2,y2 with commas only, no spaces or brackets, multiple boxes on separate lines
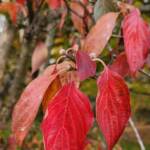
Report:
129,118,145,150
66,48,76,55
92,58,107,68
56,55,67,64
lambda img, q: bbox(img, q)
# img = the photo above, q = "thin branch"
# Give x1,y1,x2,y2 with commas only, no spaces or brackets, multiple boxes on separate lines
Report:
139,69,150,78
63,0,89,33
73,0,95,24
129,118,145,150
130,89,150,96
108,35,150,79
64,0,95,33
26,0,34,23
64,0,84,19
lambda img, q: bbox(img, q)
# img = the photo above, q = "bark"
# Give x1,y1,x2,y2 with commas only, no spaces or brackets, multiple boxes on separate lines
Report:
0,38,33,122
0,9,60,122
0,28,14,85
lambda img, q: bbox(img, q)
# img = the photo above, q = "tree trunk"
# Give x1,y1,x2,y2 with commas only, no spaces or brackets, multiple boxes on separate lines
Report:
0,29,14,85
0,38,33,122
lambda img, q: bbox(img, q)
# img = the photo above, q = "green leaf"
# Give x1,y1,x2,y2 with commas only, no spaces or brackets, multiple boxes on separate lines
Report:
93,0,117,21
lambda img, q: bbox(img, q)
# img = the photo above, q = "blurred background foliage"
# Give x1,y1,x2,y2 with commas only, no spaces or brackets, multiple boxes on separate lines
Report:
0,0,150,150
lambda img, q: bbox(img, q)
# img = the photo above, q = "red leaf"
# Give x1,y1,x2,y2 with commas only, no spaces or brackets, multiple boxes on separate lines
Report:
96,67,131,150
32,42,48,74
12,65,57,146
122,9,150,75
41,82,94,150
76,50,96,81
82,12,119,56
47,0,61,9
0,2,23,23
109,52,130,77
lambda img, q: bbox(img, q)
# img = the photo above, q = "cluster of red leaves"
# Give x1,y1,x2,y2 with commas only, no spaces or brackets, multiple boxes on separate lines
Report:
9,1,150,150
12,65,58,145
12,61,80,145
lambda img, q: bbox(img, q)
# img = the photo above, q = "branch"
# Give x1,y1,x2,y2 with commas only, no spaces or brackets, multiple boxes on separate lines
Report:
64,0,84,19
0,39,33,122
26,0,34,23
129,118,145,150
64,0,95,34
139,69,150,78
130,89,150,96
63,0,89,34
0,28,14,85
0,1,47,122
74,0,95,24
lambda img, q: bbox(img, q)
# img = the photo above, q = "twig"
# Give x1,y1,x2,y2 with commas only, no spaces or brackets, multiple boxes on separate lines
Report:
63,0,89,33
64,0,84,19
130,89,150,96
129,118,145,150
64,0,95,34
139,69,150,78
74,0,95,24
